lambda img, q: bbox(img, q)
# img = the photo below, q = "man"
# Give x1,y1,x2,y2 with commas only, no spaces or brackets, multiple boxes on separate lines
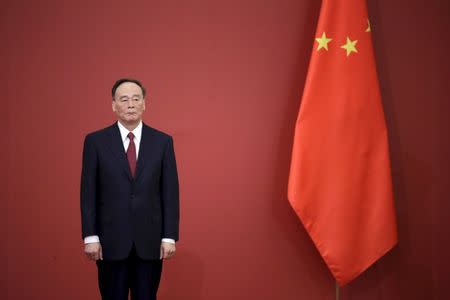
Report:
80,78,179,300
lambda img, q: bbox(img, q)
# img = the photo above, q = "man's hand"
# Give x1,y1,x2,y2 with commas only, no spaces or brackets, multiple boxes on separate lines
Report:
84,242,103,261
160,242,176,260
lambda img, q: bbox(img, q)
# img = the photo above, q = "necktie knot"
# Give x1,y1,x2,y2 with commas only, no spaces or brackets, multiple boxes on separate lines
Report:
128,132,135,140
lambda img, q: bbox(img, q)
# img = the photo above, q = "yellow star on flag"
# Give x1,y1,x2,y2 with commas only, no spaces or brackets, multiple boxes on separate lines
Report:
315,32,332,51
341,37,358,57
366,19,371,32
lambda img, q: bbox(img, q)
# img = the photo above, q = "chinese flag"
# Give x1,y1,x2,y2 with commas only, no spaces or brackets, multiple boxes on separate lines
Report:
288,0,397,286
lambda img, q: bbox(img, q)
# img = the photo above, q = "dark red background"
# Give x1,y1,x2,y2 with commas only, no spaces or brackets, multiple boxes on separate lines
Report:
1,0,449,299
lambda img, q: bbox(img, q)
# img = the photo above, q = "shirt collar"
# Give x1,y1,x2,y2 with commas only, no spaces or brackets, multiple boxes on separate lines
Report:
117,120,143,143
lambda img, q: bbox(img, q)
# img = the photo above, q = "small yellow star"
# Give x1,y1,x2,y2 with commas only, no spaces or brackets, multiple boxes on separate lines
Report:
341,37,358,57
315,32,332,51
366,19,371,32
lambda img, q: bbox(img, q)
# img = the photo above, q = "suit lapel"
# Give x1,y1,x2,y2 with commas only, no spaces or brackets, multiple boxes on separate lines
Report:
135,123,155,181
107,123,133,181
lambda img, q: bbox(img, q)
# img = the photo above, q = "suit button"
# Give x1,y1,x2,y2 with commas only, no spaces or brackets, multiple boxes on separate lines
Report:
131,194,135,198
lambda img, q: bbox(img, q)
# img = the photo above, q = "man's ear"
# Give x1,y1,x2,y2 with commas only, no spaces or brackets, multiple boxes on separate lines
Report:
112,100,116,112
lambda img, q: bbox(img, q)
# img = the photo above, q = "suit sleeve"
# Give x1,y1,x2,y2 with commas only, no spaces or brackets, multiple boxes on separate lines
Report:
80,134,98,240
161,136,180,241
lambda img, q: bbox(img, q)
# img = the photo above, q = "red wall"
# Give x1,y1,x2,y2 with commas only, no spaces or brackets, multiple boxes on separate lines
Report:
2,0,448,299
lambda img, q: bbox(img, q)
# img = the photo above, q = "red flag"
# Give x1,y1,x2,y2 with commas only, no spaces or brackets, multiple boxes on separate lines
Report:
288,0,397,286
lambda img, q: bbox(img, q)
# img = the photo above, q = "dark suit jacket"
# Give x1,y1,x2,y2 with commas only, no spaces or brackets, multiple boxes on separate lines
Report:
80,122,179,260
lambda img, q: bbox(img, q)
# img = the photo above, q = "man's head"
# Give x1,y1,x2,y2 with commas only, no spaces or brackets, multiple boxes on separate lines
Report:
111,78,146,127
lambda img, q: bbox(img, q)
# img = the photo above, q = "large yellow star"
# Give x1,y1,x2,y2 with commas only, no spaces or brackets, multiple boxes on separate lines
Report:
366,19,371,32
341,37,358,57
315,32,332,51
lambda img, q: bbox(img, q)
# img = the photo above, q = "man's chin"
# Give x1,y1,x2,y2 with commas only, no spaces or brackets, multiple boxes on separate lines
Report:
120,117,140,125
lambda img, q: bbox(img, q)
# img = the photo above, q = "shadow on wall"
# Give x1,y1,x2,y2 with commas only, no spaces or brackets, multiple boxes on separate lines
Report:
159,250,205,300
269,0,334,294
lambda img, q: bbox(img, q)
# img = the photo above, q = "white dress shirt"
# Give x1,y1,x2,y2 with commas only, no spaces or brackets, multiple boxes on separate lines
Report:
84,121,175,245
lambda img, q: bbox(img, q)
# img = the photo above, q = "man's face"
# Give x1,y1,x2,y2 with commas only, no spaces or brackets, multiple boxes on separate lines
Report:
112,82,146,125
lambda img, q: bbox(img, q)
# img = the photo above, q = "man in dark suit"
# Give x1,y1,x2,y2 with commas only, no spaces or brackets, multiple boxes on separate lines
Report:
80,78,179,300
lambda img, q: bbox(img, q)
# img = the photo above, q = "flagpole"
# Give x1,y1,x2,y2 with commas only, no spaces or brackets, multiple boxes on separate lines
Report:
335,281,340,300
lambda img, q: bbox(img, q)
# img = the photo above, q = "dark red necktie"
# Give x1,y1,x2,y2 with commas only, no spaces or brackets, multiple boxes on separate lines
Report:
127,132,136,177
